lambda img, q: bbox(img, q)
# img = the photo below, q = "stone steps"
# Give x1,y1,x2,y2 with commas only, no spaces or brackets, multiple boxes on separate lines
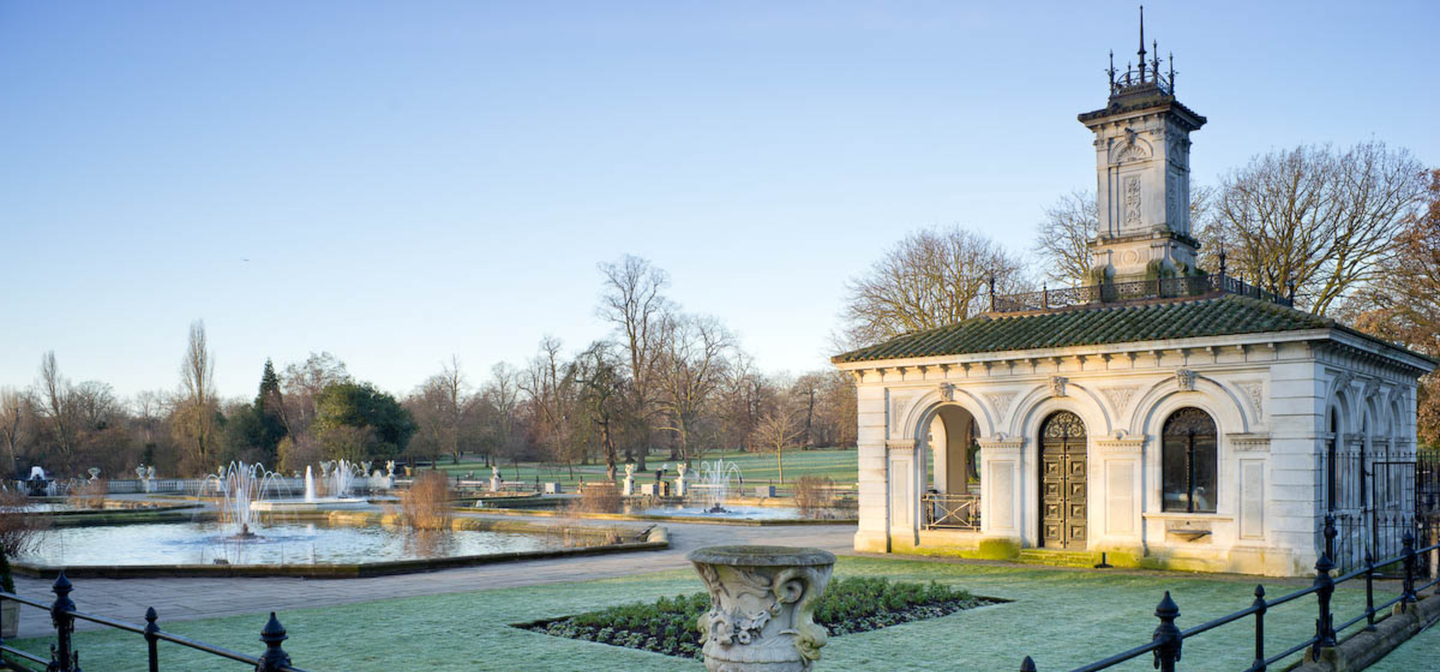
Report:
1015,549,1103,568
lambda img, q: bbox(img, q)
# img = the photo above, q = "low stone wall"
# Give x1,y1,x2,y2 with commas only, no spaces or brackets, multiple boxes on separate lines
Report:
12,512,669,580
1289,588,1440,672
455,505,857,527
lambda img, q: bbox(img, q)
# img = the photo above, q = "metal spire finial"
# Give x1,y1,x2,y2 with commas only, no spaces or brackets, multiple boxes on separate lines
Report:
1168,51,1176,91
1107,50,1117,89
1137,5,1147,82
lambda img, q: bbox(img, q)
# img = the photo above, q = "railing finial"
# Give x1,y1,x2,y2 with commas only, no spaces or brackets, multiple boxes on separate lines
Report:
257,612,293,672
1152,591,1182,671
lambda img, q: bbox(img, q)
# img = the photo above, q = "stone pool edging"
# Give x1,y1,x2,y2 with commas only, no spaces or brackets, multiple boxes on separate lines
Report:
456,506,858,527
13,513,669,580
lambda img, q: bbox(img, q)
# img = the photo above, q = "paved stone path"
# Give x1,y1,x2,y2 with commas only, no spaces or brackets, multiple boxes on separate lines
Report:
11,517,856,639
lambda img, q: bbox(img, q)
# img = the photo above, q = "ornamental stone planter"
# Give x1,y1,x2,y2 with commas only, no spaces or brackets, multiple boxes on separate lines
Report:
688,545,836,672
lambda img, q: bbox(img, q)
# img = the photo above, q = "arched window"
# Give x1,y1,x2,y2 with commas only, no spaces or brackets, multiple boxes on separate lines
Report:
1162,407,1218,513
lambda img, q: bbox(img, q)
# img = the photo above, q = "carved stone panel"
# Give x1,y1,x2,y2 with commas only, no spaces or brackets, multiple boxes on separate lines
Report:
1123,176,1142,228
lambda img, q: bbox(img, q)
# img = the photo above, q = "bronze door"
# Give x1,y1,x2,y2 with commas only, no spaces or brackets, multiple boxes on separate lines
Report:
1040,411,1088,549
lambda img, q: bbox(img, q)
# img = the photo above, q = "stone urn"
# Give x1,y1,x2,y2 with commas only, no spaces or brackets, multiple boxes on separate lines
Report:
688,545,836,672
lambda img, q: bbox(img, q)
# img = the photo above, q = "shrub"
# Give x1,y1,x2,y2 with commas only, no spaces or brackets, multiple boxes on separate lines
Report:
524,576,991,658
0,491,49,558
794,475,835,519
0,547,14,594
567,483,621,514
71,479,108,509
394,471,453,530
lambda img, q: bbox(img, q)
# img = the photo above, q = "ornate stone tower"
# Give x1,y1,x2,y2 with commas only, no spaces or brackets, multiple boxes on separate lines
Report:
1078,7,1206,284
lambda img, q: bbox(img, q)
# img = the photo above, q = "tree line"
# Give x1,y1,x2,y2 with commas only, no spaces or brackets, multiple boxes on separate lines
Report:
0,258,857,480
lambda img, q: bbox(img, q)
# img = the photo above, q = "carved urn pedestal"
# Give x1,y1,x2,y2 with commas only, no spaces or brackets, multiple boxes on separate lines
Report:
688,545,836,672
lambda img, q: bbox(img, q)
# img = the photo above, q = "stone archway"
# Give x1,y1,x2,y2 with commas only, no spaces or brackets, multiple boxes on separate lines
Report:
1039,410,1088,549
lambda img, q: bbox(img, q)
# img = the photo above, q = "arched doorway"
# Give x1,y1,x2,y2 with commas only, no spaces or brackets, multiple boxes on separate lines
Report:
919,405,980,530
1040,411,1087,549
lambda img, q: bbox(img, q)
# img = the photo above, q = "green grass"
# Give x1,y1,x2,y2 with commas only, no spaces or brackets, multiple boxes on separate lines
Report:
7,556,1390,672
426,448,858,488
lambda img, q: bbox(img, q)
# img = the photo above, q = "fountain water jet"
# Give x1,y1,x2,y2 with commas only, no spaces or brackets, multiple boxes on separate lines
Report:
203,462,291,538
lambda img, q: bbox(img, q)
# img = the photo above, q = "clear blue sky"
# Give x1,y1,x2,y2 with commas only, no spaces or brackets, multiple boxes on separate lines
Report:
2,1,1436,400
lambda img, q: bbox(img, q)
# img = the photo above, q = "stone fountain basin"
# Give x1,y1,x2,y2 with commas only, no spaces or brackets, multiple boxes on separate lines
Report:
249,499,370,512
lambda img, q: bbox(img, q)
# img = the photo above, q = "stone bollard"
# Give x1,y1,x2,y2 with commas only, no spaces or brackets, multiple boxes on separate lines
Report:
689,545,836,672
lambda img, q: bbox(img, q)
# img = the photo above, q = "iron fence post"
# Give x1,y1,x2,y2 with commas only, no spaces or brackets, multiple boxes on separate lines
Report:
1364,551,1377,631
1020,655,1037,672
1152,591,1182,672
1250,585,1266,672
49,571,77,672
256,612,292,672
144,607,160,672
1401,532,1418,609
1312,550,1337,657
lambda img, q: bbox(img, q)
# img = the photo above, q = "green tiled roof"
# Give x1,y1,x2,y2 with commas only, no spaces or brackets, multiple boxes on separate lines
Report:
833,294,1335,364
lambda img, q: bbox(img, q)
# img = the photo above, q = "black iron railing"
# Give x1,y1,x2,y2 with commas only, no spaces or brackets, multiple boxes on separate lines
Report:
989,272,1294,314
0,573,307,672
1016,514,1440,671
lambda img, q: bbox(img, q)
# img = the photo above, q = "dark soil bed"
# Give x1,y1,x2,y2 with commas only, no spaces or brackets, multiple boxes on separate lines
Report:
518,576,1004,659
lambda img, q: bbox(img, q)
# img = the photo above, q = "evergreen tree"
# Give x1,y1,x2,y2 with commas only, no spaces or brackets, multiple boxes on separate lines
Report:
252,359,289,464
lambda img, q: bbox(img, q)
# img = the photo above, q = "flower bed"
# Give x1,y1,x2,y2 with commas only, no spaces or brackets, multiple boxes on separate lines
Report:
520,577,1000,659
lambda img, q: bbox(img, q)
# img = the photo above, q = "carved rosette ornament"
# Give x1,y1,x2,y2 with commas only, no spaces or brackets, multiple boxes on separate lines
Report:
689,546,836,672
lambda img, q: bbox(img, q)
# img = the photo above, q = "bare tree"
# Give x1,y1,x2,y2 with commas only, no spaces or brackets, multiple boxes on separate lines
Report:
751,398,805,483
281,352,351,434
1033,191,1098,284
841,226,1028,348
572,341,626,481
407,356,472,465
1352,168,1440,444
654,312,733,464
520,337,579,476
173,321,218,472
1036,187,1216,285
0,388,31,474
1201,141,1428,314
597,255,668,470
36,351,78,473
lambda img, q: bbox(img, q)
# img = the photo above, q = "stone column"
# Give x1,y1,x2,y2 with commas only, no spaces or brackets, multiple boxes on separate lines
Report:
689,546,836,672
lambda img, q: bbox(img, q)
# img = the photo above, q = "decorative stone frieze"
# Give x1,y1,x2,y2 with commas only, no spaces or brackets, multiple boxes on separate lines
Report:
977,435,1024,455
1095,430,1146,454
885,439,916,451
1228,433,1270,452
690,546,836,672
